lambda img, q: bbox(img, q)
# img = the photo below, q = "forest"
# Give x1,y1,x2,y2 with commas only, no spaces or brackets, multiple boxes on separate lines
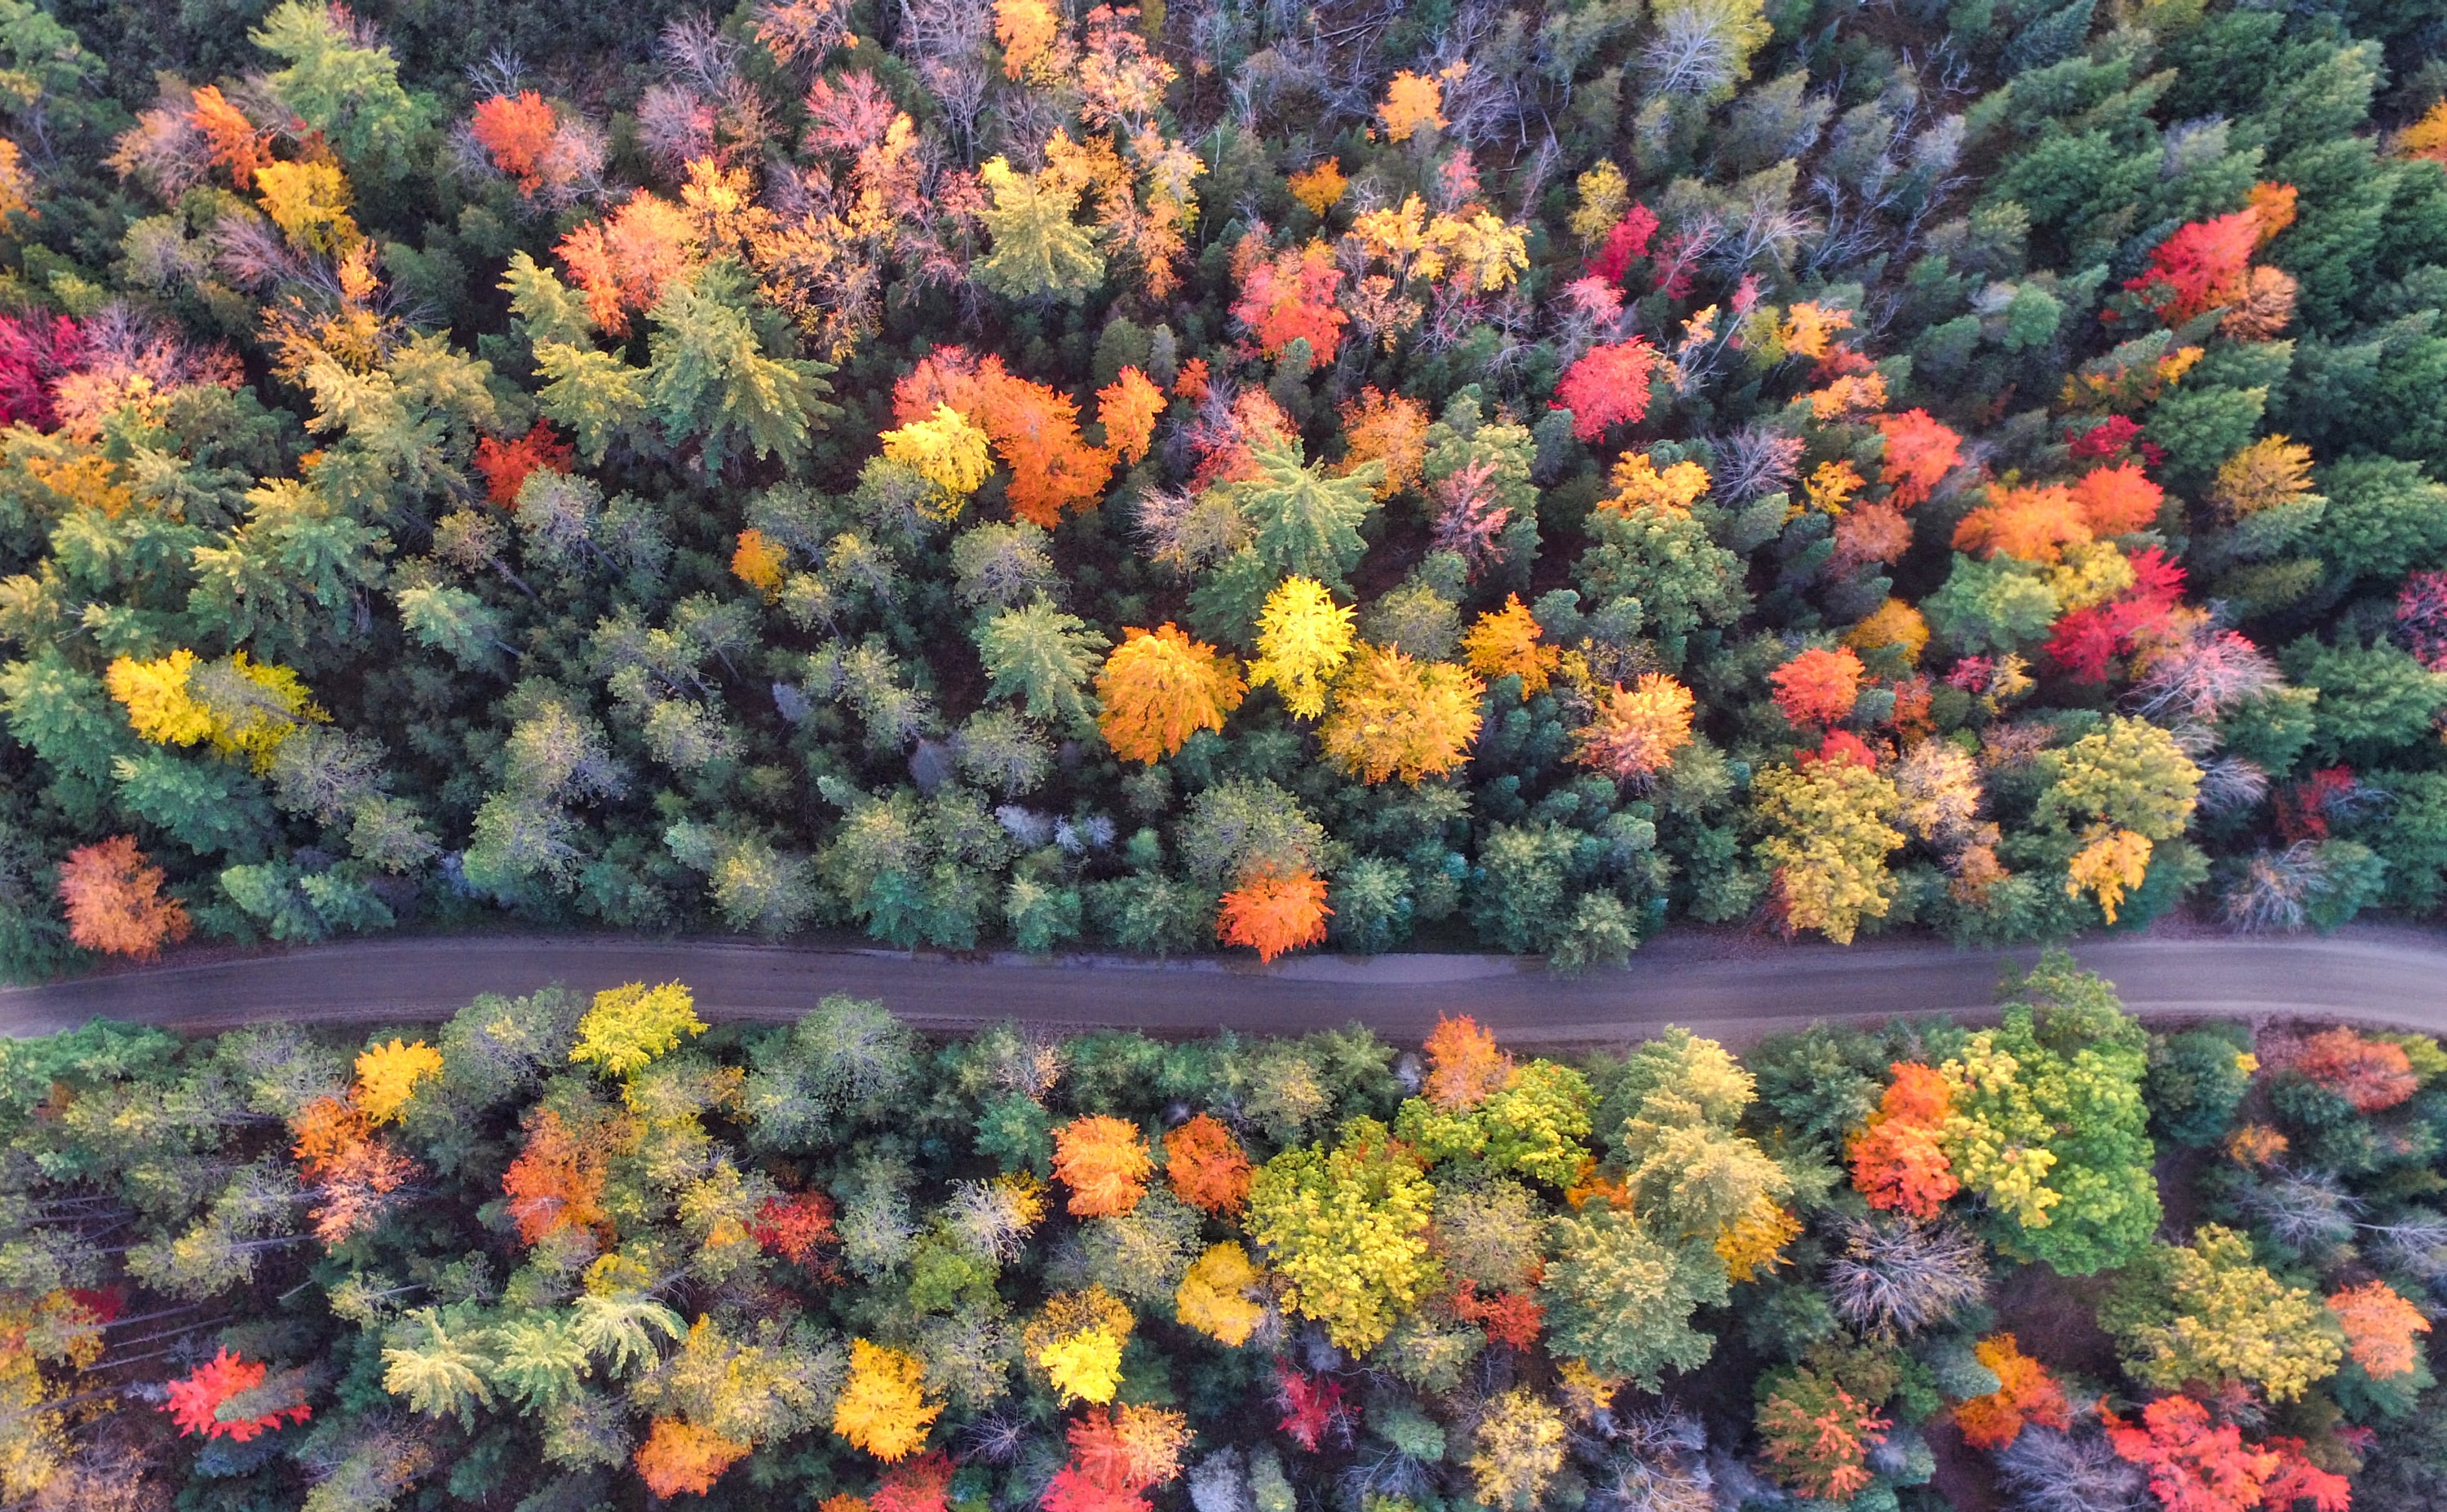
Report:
0,0,2442,975
2,962,2445,1510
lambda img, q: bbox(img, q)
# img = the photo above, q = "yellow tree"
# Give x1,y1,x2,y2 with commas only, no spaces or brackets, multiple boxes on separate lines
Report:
1319,646,1484,784
1095,623,1246,763
1176,1242,1265,1346
880,405,993,511
1026,1287,1135,1404
834,1339,940,1460
1248,577,1356,718
354,1039,444,1125
1245,1117,1438,1351
1752,755,1905,944
570,981,707,1078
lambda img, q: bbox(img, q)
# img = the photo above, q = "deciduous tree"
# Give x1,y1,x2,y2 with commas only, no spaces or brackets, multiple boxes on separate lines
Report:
1248,577,1355,718
1217,869,1330,962
1246,1118,1436,1352
570,981,706,1078
1552,341,1658,440
56,835,190,958
1095,624,1245,763
1319,645,1482,784
1054,1116,1153,1217
834,1339,940,1461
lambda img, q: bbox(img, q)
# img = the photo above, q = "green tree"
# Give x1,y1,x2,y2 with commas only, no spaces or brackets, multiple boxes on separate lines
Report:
383,1309,497,1426
533,343,648,464
251,0,433,173
2281,639,2447,763
1539,1206,1728,1386
645,264,839,473
1229,434,1382,589
978,600,1106,728
975,157,1106,303
2100,1224,2343,1401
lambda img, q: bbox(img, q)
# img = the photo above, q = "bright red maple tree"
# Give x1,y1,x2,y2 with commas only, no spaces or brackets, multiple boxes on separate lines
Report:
162,1351,310,1441
473,419,574,506
1552,339,1658,440
1770,647,1865,729
471,91,560,195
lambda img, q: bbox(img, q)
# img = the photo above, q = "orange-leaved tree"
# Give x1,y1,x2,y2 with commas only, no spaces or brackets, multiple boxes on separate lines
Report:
2293,1028,2418,1112
1218,869,1331,962
162,1351,310,1441
1754,1367,1890,1501
502,1106,620,1245
2103,1395,2349,1512
1460,595,1560,698
470,91,560,195
1874,409,1962,508
637,1417,751,1497
1097,367,1166,466
754,1190,839,1267
1847,1063,1958,1220
473,419,573,506
1952,483,2091,564
1164,1114,1252,1215
1053,1116,1153,1217
1423,1015,1512,1111
2070,462,2165,536
1231,237,1347,361
1769,647,1864,729
1045,1404,1193,1512
1952,1334,2070,1451
56,835,191,959
1571,674,1695,784
290,1093,420,1244
2329,1280,2432,1379
871,1452,956,1512
1095,624,1246,763
556,191,697,334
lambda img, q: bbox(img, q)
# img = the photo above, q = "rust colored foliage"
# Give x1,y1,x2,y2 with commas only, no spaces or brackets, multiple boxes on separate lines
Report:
2126,210,2261,325
1231,237,1347,361
2329,1280,2431,1379
1423,1015,1513,1112
162,1351,310,1441
2071,462,2166,536
57,835,191,959
502,1106,615,1244
471,91,560,194
1164,1114,1252,1215
2293,1028,2418,1112
2104,1396,2349,1512
474,419,574,506
1094,623,1246,764
1551,339,1657,440
1053,1115,1153,1217
1218,869,1331,962
1953,483,2090,563
1453,1280,1542,1349
1770,647,1865,729
1338,387,1431,498
188,86,272,189
873,1452,956,1512
754,1190,839,1267
1097,367,1165,466
1952,1334,2070,1451
637,1417,751,1498
1833,502,1913,571
1874,409,1962,508
557,191,697,334
1044,1405,1192,1512
1848,1063,1958,1221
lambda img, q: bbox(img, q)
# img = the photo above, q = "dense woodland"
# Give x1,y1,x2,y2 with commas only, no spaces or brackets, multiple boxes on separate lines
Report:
0,0,2442,973
2,966,2445,1510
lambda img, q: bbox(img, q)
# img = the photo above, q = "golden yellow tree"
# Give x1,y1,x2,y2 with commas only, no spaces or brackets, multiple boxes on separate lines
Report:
570,982,707,1079
834,1340,940,1460
1175,1242,1266,1346
1319,646,1484,784
1248,577,1356,718
1026,1288,1135,1404
1095,623,1246,763
354,1039,444,1125
1572,674,1696,783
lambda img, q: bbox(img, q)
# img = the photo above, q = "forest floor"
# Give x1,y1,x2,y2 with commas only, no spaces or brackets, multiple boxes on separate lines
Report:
5,919,2446,1040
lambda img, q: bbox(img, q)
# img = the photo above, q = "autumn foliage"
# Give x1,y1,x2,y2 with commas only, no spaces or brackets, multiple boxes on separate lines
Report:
1232,237,1347,361
1423,1015,1513,1111
1847,1063,1959,1220
1053,1115,1153,1217
2292,1028,2418,1112
1952,1334,2070,1450
1551,340,1658,440
502,1106,617,1244
1770,647,1865,729
2104,1395,2351,1512
754,1190,839,1266
2328,1280,2431,1379
1095,623,1246,763
1573,674,1697,782
470,91,560,194
2126,210,2262,325
162,1351,310,1441
1163,1114,1252,1215
1874,409,1962,507
1218,869,1331,962
56,835,191,959
473,419,574,506
1754,1368,1890,1501
637,1417,751,1497
556,191,697,334
834,1339,940,1461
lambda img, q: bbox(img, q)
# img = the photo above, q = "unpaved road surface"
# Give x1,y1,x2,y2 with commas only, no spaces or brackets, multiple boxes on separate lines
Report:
4,926,2445,1042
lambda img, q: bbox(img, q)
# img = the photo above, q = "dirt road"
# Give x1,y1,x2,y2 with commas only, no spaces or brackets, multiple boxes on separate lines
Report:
4,925,2445,1042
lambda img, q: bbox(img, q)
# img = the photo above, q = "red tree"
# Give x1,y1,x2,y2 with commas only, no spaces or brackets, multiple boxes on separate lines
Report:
0,312,82,429
2294,1028,2417,1113
473,419,575,506
1586,204,1659,283
2397,571,2447,670
754,1190,840,1267
1452,1280,1542,1348
2126,212,2259,325
162,1351,310,1441
874,1452,956,1512
1231,238,1347,361
2044,547,2185,682
1275,1367,1350,1451
1552,340,1658,440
